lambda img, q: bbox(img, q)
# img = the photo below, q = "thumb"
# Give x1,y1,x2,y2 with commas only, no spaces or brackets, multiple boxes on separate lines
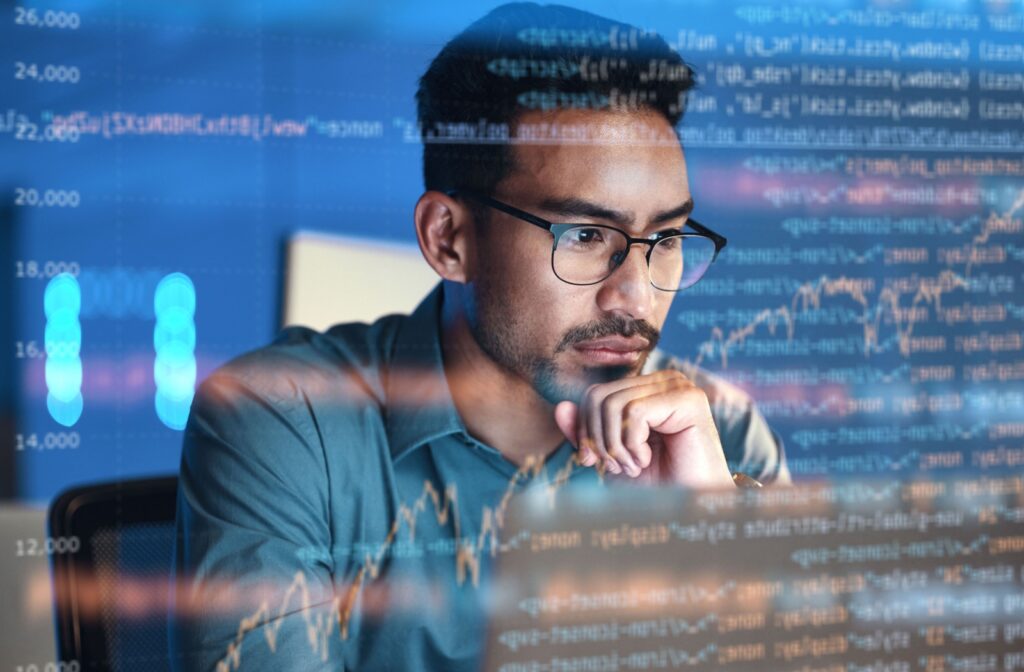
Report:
553,400,579,447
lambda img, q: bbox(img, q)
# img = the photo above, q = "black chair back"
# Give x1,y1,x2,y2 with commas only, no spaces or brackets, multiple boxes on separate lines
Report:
49,477,179,672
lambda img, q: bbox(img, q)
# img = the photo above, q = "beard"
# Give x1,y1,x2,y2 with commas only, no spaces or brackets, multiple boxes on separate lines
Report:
467,280,661,406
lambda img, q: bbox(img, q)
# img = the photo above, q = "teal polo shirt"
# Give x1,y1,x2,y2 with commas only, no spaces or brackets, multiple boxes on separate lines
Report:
170,283,788,671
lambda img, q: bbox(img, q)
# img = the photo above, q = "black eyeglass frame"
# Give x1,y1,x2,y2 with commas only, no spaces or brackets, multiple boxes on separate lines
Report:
446,188,728,291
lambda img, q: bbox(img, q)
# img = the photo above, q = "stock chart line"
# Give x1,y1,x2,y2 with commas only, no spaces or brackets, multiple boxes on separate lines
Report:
216,451,589,670
694,191,1023,369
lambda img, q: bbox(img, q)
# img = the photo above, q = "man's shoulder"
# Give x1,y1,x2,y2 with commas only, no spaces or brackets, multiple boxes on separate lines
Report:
200,312,409,411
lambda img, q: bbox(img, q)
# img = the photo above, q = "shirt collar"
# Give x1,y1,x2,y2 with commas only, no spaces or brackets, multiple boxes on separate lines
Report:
384,282,465,463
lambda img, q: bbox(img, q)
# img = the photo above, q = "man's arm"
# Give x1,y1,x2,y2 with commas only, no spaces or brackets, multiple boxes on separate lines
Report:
169,369,345,671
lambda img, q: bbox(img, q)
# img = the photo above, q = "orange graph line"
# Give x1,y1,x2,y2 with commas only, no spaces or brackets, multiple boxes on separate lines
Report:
694,195,1022,369
215,451,591,670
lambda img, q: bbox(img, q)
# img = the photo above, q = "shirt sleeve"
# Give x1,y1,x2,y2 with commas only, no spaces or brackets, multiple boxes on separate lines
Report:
712,394,792,486
169,368,346,671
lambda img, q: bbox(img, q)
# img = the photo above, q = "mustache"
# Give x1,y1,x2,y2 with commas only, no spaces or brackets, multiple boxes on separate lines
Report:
554,315,661,353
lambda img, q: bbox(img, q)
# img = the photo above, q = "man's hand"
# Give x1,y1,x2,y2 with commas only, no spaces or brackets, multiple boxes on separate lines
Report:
553,370,734,488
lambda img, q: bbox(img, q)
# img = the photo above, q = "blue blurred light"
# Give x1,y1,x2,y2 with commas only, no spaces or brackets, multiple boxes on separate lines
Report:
154,273,197,430
47,392,83,429
44,273,83,427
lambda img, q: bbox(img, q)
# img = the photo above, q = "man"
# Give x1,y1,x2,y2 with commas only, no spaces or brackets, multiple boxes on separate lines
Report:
170,3,789,670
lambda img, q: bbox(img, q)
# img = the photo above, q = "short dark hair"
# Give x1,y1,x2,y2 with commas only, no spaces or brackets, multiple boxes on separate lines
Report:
416,2,697,195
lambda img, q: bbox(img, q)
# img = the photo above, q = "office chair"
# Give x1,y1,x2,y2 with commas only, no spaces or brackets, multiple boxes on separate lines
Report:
49,476,179,671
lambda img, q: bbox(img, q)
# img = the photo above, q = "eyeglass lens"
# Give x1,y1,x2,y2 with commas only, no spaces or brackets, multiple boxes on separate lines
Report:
552,226,716,290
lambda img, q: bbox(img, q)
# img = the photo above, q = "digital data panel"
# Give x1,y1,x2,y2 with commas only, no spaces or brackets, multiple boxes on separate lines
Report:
1,1,1023,670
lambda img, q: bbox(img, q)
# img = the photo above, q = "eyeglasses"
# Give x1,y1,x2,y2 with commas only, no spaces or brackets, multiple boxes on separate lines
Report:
447,189,727,291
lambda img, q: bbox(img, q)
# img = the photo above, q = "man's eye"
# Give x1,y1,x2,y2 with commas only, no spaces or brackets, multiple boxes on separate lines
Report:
657,235,681,250
652,227,683,241
649,230,685,255
565,227,604,245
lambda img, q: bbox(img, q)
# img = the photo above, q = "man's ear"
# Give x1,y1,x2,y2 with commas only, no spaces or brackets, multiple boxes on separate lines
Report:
414,191,474,283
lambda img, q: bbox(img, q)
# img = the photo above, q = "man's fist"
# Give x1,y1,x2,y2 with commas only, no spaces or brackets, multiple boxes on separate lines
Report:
553,369,734,488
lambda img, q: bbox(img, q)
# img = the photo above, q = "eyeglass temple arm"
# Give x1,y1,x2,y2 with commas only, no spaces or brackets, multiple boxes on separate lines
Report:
684,219,724,250
445,189,553,232
686,218,727,250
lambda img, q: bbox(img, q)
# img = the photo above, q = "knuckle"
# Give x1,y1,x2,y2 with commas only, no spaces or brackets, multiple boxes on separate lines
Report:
600,392,626,419
670,372,692,388
623,398,646,421
683,386,708,404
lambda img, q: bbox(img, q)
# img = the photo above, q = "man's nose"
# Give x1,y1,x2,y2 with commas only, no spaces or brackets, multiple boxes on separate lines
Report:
595,244,655,319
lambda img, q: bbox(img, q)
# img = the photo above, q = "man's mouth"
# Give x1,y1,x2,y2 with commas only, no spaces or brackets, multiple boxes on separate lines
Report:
572,335,650,365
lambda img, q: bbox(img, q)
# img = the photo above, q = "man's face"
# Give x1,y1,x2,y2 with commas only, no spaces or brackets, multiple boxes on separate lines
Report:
465,107,692,405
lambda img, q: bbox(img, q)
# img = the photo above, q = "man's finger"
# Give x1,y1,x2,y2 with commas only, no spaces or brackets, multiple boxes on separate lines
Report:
621,387,731,487
581,384,621,473
554,401,596,467
553,401,578,446
599,382,671,477
578,371,680,475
